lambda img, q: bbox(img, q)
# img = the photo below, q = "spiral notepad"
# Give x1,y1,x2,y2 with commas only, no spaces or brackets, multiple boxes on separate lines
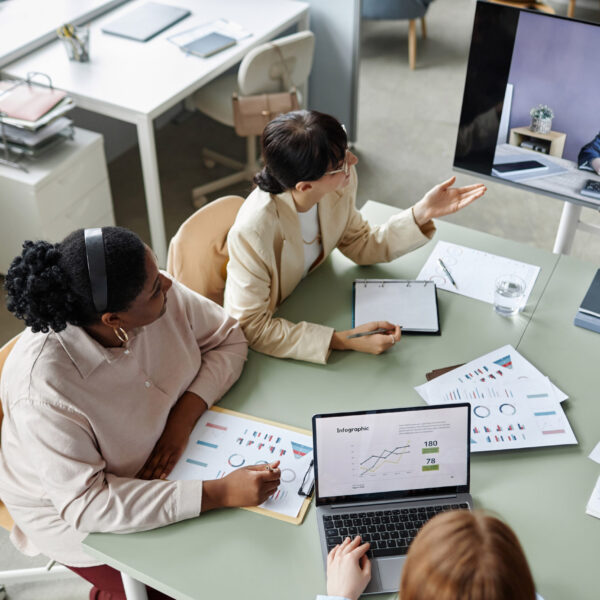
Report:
352,280,440,334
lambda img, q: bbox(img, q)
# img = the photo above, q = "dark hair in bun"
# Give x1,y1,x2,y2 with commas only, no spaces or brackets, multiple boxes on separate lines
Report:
4,226,146,333
253,110,347,194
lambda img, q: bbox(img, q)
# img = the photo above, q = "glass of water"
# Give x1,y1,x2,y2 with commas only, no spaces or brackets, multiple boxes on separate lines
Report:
494,274,526,317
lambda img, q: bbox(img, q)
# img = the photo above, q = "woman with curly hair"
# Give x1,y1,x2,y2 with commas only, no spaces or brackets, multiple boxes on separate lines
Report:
0,227,280,600
224,110,486,364
321,510,542,600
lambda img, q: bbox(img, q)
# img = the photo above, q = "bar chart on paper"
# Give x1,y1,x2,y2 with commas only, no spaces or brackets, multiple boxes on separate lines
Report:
169,408,313,521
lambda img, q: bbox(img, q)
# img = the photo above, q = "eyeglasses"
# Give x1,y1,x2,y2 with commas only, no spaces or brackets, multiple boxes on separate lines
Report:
324,149,350,177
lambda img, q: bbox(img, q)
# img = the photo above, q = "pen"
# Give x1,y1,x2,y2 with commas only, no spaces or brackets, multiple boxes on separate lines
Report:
438,258,458,289
347,327,389,339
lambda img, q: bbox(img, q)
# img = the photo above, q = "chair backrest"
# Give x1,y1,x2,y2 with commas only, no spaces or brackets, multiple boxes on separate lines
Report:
362,0,433,20
237,30,315,97
167,195,245,306
0,333,21,531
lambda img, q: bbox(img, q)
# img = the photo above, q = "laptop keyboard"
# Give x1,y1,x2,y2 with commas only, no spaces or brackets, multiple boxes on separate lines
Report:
323,503,469,557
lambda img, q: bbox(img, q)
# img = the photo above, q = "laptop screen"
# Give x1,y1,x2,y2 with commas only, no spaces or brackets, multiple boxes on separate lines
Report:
313,404,470,505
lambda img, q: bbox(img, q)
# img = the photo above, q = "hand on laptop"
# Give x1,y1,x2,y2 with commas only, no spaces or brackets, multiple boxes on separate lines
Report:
327,536,372,600
201,461,281,511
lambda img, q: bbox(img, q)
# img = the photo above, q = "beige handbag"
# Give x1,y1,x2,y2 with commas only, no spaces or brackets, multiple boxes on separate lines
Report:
232,44,299,137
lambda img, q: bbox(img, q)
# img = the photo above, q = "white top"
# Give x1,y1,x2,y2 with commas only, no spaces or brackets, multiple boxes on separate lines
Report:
298,203,323,277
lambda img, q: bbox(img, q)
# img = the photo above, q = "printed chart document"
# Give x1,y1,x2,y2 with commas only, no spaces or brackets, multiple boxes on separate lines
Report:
353,280,439,333
169,407,313,524
417,241,540,305
414,345,576,453
586,475,600,519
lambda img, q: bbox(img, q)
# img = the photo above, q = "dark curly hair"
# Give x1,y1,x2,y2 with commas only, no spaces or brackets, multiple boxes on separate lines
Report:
4,227,147,333
254,110,347,194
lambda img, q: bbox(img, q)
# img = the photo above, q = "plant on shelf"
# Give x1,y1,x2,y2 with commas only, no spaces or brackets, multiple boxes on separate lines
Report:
529,104,554,134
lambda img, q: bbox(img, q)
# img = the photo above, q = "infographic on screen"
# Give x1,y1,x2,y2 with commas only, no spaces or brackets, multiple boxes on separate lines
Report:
315,407,468,498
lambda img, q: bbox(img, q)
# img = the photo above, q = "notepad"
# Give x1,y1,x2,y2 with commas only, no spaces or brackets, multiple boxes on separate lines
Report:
352,280,440,334
181,32,236,57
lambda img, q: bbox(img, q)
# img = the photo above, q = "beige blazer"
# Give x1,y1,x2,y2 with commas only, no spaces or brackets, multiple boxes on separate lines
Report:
224,167,435,364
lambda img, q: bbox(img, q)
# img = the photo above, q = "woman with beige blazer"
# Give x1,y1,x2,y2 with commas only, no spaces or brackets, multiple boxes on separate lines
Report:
224,111,486,364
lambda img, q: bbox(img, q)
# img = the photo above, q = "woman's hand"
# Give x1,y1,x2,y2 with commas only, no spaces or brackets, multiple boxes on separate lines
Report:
137,391,208,480
201,461,281,511
327,536,372,600
412,176,486,226
330,321,401,354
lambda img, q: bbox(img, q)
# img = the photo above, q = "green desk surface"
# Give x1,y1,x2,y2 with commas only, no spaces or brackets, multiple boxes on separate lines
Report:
83,202,598,599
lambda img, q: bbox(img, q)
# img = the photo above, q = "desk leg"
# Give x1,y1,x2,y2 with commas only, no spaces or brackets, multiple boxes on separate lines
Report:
553,202,582,255
121,572,149,600
136,117,168,267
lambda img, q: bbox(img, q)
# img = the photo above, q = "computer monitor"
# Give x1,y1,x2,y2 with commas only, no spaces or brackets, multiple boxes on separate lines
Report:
453,1,600,208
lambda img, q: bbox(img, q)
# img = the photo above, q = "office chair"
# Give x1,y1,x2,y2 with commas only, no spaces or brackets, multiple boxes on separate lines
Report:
188,31,315,208
0,334,74,600
167,195,245,306
361,0,435,70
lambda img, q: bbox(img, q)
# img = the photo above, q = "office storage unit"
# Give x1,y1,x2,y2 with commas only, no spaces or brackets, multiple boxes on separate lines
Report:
0,127,114,273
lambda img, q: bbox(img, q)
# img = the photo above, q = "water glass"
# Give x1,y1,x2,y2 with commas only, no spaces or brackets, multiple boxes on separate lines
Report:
494,274,526,317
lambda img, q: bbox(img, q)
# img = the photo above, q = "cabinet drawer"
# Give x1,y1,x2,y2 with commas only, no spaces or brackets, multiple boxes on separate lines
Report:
42,179,115,242
36,143,108,222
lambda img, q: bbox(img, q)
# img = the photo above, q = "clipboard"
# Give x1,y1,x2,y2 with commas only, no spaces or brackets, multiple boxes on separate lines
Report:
352,279,440,334
170,406,313,525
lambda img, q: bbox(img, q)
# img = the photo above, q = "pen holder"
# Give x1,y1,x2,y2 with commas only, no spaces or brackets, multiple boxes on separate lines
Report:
58,25,90,63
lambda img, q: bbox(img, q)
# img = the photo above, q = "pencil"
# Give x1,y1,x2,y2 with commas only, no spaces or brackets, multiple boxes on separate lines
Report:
347,327,389,339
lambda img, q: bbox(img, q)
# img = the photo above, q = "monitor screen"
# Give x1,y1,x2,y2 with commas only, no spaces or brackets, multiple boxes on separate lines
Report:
454,1,600,209
313,404,470,505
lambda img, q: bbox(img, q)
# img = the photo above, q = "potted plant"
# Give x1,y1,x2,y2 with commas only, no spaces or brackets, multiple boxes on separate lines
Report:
529,104,554,134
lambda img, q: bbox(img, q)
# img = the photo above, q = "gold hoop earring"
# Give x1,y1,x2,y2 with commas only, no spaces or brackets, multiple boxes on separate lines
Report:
114,327,129,344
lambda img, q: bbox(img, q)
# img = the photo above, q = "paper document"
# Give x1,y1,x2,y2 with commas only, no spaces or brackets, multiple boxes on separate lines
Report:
169,407,313,523
353,280,439,333
586,475,600,519
417,241,540,305
414,345,575,452
589,441,600,464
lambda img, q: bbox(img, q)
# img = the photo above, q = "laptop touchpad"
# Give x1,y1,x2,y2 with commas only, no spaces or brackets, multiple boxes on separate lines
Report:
363,561,382,594
377,557,405,593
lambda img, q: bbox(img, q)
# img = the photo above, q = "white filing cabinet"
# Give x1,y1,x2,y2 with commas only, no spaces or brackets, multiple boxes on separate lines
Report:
0,127,114,273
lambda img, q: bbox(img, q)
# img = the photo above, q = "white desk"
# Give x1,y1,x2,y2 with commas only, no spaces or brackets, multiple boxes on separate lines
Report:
0,0,128,67
1,0,309,264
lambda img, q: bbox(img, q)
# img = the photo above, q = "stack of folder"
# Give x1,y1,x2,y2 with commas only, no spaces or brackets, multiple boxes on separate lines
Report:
574,269,600,334
0,79,75,159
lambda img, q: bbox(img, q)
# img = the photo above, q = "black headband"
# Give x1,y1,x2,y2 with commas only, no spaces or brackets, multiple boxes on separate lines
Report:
84,228,108,313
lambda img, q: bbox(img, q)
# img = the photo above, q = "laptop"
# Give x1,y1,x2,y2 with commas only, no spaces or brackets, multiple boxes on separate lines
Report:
313,403,472,595
102,2,191,42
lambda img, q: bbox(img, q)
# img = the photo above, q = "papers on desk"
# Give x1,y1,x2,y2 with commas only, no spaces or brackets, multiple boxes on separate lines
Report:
417,241,540,306
415,345,576,453
168,407,313,524
168,19,251,57
588,442,600,464
353,280,440,334
586,475,600,519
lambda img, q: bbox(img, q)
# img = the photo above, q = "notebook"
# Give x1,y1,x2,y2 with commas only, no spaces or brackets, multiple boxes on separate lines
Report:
352,279,440,334
102,2,191,42
0,82,66,122
313,404,472,594
181,32,236,57
579,268,600,319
